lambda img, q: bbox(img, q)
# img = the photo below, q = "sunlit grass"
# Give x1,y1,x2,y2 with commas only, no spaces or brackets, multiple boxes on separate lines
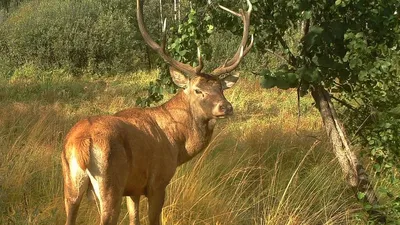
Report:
0,70,364,224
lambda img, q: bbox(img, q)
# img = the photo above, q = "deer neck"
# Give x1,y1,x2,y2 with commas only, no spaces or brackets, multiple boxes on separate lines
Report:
159,91,216,165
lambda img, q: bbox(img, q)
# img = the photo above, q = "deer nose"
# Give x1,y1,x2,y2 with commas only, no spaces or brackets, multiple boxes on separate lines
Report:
219,102,233,115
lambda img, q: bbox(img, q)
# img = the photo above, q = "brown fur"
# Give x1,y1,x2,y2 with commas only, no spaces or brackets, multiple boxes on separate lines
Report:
63,1,252,223
62,76,237,225
64,119,92,170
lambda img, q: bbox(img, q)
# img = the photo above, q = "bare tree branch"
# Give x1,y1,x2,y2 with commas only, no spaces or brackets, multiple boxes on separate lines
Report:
265,49,296,67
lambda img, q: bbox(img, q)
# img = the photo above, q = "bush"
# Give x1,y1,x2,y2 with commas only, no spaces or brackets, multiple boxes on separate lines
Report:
0,0,148,76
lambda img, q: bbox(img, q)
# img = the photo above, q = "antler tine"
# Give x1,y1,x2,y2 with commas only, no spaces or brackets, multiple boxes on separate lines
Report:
211,0,253,77
214,46,245,76
213,35,254,78
137,0,198,77
218,5,242,17
195,47,204,74
243,34,254,55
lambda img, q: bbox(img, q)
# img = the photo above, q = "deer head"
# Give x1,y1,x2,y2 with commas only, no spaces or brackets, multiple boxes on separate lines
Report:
137,0,253,120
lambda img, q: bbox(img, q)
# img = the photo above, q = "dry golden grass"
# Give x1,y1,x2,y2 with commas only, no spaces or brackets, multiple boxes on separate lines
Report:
0,71,363,224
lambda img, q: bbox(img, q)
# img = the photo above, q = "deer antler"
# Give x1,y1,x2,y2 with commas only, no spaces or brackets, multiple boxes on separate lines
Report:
137,0,203,77
137,0,252,79
210,0,253,77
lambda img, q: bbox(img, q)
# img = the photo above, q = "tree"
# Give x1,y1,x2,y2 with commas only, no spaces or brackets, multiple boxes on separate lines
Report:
137,0,399,220
197,0,400,221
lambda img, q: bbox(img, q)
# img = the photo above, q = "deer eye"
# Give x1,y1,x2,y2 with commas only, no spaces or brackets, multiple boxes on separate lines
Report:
194,89,203,95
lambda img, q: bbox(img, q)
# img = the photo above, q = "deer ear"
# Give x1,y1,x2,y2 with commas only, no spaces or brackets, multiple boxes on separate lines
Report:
169,67,189,88
221,72,240,90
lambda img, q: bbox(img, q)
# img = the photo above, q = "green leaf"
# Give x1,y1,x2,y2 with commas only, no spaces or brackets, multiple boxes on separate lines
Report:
277,64,289,72
275,79,291,90
302,26,324,51
286,72,299,86
310,26,324,34
207,25,214,34
297,66,320,83
373,163,381,172
260,69,272,77
261,76,275,89
357,192,366,200
303,11,312,19
178,50,188,56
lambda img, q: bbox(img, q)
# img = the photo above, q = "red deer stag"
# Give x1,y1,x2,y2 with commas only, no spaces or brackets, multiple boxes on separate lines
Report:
62,0,252,224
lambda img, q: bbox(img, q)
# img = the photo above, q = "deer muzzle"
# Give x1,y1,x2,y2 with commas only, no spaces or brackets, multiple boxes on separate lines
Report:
213,101,233,118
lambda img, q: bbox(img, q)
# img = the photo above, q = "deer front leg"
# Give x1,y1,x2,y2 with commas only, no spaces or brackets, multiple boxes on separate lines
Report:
147,189,165,225
127,196,141,225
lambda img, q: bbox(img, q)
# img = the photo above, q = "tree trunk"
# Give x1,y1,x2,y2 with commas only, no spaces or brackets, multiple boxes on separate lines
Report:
311,85,379,205
178,0,181,21
174,0,177,21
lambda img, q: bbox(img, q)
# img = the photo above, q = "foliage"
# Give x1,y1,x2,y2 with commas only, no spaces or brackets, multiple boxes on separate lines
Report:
0,0,147,76
339,52,400,221
336,5,400,184
339,49,400,171
204,0,400,94
198,0,400,221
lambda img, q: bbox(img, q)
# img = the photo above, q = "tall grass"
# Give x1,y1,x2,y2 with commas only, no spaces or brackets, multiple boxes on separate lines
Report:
0,70,363,224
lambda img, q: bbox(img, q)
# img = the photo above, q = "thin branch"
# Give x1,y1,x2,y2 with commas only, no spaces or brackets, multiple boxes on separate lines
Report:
265,49,295,67
276,35,297,66
330,95,356,111
351,114,371,141
303,19,310,37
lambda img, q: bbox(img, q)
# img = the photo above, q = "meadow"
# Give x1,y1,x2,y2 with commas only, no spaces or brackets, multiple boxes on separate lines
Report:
0,70,370,225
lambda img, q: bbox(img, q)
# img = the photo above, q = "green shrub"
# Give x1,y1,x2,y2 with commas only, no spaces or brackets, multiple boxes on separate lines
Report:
0,0,146,76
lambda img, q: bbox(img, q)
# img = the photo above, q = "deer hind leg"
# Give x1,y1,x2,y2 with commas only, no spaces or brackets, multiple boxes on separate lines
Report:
86,169,126,225
86,171,125,225
127,196,141,225
147,189,166,225
62,155,89,225
99,192,123,225
86,145,129,225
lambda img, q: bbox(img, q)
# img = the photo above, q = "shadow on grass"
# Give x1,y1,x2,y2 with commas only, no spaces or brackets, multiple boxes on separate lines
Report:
0,78,361,224
0,102,74,224
166,123,360,225
0,79,104,103
0,78,147,106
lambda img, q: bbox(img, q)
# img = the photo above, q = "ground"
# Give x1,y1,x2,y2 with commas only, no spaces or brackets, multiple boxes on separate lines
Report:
0,70,363,224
